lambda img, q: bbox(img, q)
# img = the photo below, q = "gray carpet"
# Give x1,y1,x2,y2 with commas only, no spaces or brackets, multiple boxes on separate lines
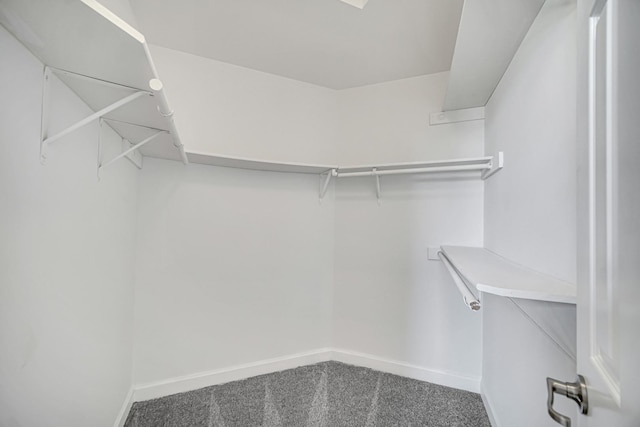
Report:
124,361,491,427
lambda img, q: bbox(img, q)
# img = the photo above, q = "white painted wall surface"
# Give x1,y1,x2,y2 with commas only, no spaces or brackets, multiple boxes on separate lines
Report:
336,73,484,165
482,295,577,426
0,26,138,427
482,0,578,425
148,45,338,165
131,69,486,392
484,0,577,285
332,75,485,389
133,160,334,384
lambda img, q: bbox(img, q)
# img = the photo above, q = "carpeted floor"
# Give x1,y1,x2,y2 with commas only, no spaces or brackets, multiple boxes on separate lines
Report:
124,361,491,426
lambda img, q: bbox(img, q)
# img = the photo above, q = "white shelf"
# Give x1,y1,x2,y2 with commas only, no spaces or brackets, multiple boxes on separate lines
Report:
440,246,576,304
186,152,337,174
0,0,186,163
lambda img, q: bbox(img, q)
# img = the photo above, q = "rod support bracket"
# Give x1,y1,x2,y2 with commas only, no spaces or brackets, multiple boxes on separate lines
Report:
373,168,381,202
319,169,335,200
482,151,504,180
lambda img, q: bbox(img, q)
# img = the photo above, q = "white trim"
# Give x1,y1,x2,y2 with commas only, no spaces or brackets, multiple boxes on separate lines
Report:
330,349,481,393
128,348,481,408
480,381,499,427
429,107,485,125
113,388,134,427
132,349,333,402
81,0,145,43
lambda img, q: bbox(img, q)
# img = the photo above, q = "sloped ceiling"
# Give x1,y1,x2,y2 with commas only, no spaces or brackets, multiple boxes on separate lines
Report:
443,0,546,110
130,0,464,90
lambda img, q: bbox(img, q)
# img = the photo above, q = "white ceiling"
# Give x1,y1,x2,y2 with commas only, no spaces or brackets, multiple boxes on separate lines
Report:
130,0,464,89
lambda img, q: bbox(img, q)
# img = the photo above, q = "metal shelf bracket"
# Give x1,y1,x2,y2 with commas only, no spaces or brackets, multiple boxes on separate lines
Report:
481,151,504,180
319,169,335,200
374,168,381,202
98,123,167,176
39,66,151,163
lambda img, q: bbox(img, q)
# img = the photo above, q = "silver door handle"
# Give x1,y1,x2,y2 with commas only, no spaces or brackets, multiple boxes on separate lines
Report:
546,375,588,426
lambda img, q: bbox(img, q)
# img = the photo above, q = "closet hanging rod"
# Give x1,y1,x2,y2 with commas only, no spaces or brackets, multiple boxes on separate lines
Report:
148,78,188,165
438,250,481,311
333,163,489,178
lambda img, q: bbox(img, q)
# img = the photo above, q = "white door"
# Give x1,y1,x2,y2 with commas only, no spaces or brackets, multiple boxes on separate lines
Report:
572,0,640,425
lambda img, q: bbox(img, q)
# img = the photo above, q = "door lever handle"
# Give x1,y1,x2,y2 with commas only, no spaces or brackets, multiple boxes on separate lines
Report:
546,375,588,426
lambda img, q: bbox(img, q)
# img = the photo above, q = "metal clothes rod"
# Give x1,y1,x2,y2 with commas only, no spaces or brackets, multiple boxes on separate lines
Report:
149,78,189,165
438,250,481,311
334,163,490,178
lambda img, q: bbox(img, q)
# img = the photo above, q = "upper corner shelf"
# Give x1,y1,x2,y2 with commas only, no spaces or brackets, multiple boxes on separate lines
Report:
0,0,187,165
440,245,576,304
186,151,337,175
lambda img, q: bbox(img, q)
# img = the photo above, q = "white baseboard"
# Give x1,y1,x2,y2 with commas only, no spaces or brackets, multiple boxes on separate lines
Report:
331,348,481,393
481,381,499,427
113,387,134,427
132,348,333,402
129,347,481,407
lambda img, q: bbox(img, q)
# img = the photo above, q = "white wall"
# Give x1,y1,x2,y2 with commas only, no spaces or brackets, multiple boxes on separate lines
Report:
132,70,485,391
332,175,484,385
149,45,338,165
0,26,138,427
484,0,577,285
336,73,483,165
332,74,485,388
133,160,335,384
482,0,578,424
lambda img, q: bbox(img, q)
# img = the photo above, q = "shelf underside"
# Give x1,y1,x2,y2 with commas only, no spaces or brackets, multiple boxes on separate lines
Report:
185,152,336,174
0,0,151,89
441,246,576,304
0,0,185,162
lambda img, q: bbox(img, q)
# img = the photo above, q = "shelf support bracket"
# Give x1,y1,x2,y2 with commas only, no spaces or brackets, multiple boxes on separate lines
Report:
319,169,335,200
99,130,166,172
374,168,381,202
40,88,148,161
40,66,52,163
481,151,504,180
97,118,104,180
